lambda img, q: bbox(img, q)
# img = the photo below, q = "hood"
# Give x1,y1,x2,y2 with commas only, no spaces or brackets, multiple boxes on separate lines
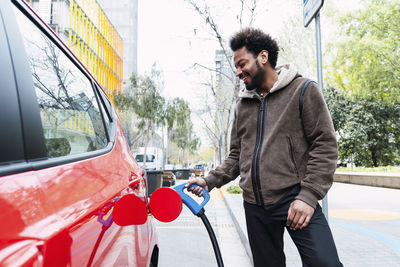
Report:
239,63,298,99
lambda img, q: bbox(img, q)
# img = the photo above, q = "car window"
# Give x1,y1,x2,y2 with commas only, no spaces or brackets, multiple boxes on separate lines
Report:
13,6,107,158
98,97,111,134
135,155,155,163
94,85,111,134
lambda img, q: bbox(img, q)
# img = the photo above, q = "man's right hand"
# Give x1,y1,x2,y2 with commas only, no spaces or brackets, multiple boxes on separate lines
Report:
185,178,209,197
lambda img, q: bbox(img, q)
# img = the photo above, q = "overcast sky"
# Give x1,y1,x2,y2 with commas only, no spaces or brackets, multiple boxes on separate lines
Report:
137,0,301,99
137,0,362,146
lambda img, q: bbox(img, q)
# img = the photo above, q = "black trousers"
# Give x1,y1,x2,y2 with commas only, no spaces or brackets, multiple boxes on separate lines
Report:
244,185,343,267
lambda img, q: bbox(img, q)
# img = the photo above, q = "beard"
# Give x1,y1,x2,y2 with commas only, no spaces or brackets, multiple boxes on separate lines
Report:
245,60,266,90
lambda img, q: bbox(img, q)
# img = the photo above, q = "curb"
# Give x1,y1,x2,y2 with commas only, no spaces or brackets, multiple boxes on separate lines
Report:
218,188,253,264
334,172,400,189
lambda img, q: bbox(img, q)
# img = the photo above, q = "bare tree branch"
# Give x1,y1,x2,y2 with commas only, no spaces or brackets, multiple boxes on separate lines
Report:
185,0,236,74
184,0,258,159
186,62,235,83
248,0,257,26
239,0,244,29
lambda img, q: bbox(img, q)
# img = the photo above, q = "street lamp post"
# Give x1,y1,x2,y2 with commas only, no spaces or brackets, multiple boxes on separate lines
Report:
303,0,329,221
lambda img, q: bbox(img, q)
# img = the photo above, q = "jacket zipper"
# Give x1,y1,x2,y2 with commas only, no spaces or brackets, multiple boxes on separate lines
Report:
287,137,299,178
251,96,268,206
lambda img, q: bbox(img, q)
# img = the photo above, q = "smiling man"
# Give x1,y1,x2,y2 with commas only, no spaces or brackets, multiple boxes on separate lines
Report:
188,27,342,267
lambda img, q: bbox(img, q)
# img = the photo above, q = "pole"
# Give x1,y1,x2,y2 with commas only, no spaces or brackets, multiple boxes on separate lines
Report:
219,135,222,164
315,13,328,221
162,126,165,170
315,13,323,93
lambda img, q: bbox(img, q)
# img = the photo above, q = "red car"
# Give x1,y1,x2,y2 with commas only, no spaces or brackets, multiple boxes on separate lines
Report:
0,0,159,266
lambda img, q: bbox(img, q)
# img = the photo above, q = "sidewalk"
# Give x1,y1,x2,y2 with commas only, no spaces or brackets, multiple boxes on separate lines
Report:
219,181,400,267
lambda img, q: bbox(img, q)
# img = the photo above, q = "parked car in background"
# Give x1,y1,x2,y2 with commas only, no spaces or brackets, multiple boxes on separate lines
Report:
161,171,176,187
164,164,175,170
132,147,164,170
192,163,206,170
175,164,183,169
0,0,158,266
189,163,206,177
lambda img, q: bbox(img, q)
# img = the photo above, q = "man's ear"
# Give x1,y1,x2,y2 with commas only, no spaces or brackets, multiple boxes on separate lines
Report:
259,50,269,65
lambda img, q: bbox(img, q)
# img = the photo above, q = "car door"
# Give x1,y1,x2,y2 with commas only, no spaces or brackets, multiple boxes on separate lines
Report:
0,5,49,266
1,0,153,266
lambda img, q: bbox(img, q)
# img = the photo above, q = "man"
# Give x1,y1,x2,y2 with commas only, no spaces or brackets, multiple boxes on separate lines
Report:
187,28,342,267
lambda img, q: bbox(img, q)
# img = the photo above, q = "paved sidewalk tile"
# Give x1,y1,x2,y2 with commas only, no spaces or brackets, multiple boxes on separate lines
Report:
208,189,253,267
219,181,400,267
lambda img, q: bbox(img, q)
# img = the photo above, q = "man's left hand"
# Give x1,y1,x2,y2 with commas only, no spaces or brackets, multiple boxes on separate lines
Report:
286,200,315,230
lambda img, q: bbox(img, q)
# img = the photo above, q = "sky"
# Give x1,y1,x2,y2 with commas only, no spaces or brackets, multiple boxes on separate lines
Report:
137,0,362,146
137,0,301,100
137,0,205,100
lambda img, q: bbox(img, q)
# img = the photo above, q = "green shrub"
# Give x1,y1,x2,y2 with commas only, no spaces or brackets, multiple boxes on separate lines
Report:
226,185,243,194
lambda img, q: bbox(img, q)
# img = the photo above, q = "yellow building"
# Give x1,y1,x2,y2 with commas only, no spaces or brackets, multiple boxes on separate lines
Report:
28,0,123,101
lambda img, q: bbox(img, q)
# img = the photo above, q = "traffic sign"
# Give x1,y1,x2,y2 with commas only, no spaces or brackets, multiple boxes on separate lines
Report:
303,0,324,27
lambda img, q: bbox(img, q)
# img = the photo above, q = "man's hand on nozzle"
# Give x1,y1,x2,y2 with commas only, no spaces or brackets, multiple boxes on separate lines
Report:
185,178,209,197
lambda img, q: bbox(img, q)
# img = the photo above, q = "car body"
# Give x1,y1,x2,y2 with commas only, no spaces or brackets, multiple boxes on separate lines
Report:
0,0,158,266
189,163,205,178
164,164,175,170
175,164,183,169
192,163,205,170
161,171,176,187
132,147,164,171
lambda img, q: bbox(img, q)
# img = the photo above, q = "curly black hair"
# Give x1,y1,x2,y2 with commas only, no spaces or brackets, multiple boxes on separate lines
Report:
230,28,279,68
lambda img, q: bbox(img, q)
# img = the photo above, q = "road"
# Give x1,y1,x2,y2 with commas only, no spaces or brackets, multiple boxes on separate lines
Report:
327,182,400,266
264,182,400,267
153,181,251,267
154,181,400,267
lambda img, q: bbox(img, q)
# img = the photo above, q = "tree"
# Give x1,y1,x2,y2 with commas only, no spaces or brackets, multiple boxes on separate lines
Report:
325,87,400,167
324,0,400,167
328,0,400,103
185,0,258,163
114,64,165,167
323,86,351,136
115,70,200,166
196,147,214,164
276,3,316,80
168,98,200,165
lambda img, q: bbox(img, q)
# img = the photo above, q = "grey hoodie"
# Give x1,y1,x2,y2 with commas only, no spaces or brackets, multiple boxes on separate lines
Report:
204,64,338,208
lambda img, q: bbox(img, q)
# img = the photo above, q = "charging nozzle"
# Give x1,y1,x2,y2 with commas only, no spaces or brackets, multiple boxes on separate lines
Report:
173,183,210,216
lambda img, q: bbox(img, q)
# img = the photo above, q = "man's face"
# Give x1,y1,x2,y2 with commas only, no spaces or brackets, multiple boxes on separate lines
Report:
234,46,266,90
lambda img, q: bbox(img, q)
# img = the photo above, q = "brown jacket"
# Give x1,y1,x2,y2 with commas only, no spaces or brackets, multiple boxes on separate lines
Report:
205,65,338,208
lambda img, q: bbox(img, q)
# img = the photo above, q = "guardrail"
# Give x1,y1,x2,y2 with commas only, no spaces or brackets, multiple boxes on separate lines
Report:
334,171,400,189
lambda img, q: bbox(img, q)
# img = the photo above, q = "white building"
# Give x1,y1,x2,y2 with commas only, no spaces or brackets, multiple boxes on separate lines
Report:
98,0,138,89
214,49,236,162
